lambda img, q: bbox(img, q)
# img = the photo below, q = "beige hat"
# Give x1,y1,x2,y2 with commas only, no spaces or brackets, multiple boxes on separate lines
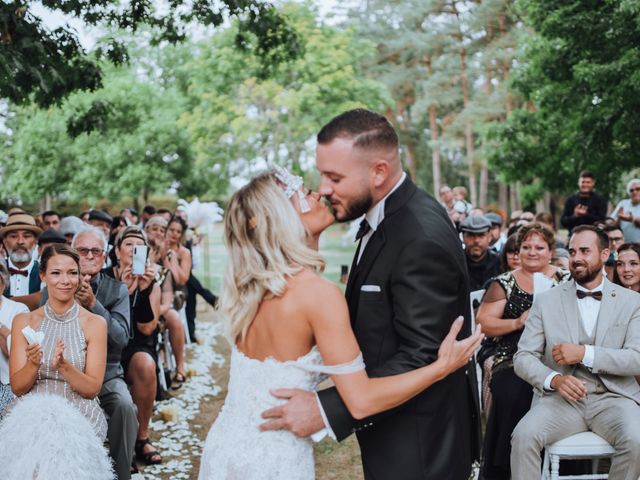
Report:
0,213,43,237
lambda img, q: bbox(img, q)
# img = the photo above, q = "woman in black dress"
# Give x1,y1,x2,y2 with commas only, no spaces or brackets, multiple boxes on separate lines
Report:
478,223,569,480
107,225,163,465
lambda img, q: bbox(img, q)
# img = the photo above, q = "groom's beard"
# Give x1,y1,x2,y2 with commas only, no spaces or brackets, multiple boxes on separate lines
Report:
337,193,373,223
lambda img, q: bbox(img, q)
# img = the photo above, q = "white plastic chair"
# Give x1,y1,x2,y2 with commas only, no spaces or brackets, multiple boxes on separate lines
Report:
541,431,615,480
469,289,485,403
469,289,485,334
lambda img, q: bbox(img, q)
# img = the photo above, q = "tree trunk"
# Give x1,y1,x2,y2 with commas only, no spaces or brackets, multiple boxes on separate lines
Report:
499,182,508,213
479,165,489,209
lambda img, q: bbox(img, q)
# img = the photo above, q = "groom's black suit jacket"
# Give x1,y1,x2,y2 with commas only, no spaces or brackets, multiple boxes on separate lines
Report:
318,177,481,480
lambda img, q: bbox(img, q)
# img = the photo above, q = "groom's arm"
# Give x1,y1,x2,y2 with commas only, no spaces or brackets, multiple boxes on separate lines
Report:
320,236,470,440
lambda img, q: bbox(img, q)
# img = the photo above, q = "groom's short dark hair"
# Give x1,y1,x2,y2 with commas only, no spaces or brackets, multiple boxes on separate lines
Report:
317,109,398,152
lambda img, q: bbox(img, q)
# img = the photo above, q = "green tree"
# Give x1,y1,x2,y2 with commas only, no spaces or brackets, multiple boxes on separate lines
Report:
1,0,302,107
179,3,390,198
490,0,640,198
1,65,194,203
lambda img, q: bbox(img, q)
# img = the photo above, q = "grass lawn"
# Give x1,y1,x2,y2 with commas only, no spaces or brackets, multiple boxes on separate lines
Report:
193,223,357,295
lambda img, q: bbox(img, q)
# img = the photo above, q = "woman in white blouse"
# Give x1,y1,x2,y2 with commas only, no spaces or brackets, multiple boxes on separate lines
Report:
0,262,29,417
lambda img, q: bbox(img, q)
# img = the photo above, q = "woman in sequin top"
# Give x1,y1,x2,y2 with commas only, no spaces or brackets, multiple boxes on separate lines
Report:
478,223,570,480
9,244,108,440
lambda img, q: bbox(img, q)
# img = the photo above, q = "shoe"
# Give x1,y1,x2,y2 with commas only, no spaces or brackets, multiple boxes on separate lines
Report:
170,372,186,390
134,438,162,465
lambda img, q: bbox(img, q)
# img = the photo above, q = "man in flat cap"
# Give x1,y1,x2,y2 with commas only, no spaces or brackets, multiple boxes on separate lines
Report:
88,210,113,239
1,213,43,308
485,212,506,253
37,228,67,258
461,215,502,291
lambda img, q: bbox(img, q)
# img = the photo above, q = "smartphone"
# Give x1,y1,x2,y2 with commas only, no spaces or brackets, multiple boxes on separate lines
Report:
132,245,148,275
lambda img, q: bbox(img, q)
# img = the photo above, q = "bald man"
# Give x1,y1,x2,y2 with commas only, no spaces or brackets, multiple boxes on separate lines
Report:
260,109,480,480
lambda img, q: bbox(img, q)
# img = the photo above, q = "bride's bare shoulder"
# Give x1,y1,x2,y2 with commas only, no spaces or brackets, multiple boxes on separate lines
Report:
287,268,344,308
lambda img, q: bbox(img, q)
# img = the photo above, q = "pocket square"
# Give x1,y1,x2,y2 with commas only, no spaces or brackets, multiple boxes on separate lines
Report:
361,285,381,292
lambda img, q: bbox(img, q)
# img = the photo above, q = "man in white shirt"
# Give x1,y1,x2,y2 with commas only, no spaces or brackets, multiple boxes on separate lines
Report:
511,225,640,480
1,213,42,304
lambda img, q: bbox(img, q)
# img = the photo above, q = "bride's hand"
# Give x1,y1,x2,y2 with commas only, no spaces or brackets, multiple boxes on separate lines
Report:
436,317,484,377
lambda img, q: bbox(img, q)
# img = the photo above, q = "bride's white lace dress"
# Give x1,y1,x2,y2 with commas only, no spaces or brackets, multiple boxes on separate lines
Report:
198,345,363,479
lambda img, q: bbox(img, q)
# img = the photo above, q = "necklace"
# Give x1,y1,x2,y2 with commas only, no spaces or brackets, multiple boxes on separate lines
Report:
44,301,78,323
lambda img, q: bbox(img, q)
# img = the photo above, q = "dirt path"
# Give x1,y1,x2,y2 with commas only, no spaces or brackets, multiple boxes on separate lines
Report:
136,308,363,480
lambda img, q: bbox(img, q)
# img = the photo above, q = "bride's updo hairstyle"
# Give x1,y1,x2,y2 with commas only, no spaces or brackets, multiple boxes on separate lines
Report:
220,171,325,342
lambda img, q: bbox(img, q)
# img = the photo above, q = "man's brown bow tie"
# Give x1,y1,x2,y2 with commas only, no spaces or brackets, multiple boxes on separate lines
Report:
576,290,603,301
8,268,28,277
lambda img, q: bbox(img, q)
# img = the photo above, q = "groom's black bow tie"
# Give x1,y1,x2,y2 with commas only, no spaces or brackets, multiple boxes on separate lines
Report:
576,290,603,301
355,219,372,241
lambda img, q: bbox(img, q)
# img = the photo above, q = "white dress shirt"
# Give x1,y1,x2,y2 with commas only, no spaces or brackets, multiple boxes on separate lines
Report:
357,172,407,264
8,256,36,297
313,172,407,441
0,297,30,384
544,277,605,390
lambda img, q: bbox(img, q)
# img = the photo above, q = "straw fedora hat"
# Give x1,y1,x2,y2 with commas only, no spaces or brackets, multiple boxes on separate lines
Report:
0,213,43,237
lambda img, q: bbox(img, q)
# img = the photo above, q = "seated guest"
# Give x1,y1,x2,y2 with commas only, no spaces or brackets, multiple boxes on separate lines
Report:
486,213,506,253
60,215,85,244
107,226,163,465
88,209,113,239
140,205,157,227
41,210,62,231
500,234,520,273
1,244,112,478
1,213,43,310
40,226,137,479
145,216,187,388
37,228,67,259
461,215,502,291
478,223,569,480
613,243,640,293
603,224,625,280
0,263,29,417
511,226,640,480
612,178,640,243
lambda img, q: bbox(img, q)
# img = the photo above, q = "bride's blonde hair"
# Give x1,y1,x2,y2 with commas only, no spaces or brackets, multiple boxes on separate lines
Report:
219,171,325,343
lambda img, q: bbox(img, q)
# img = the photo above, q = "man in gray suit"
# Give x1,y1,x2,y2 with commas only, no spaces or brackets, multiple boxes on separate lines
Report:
42,226,137,479
511,225,640,480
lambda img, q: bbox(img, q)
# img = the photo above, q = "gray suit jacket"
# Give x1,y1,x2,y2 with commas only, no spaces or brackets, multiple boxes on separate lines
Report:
514,278,640,404
41,272,130,382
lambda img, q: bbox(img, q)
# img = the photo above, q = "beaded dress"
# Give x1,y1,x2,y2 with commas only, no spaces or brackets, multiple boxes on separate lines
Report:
27,301,108,440
198,345,364,480
480,269,569,479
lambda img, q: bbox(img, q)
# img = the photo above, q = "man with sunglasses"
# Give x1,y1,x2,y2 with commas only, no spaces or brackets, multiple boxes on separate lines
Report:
612,178,640,243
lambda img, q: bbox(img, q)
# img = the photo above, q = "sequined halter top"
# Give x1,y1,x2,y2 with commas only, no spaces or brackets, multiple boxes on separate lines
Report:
29,301,107,440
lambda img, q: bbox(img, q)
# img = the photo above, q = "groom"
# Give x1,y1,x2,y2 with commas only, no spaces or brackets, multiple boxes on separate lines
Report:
261,109,481,479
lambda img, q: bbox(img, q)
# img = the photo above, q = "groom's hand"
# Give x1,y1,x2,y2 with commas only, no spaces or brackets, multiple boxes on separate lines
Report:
259,388,324,437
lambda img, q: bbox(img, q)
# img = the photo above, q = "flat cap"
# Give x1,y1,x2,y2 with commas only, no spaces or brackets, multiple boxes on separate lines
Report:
60,216,85,237
460,215,491,233
485,212,503,227
88,209,113,224
38,228,67,245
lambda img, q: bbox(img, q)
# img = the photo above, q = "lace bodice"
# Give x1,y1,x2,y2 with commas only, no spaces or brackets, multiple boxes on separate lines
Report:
28,302,107,440
199,345,364,480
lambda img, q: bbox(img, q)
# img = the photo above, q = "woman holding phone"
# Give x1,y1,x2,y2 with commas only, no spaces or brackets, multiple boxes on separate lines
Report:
107,225,164,466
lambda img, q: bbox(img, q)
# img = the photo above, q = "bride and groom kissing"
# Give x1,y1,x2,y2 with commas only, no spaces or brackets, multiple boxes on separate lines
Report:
199,109,483,480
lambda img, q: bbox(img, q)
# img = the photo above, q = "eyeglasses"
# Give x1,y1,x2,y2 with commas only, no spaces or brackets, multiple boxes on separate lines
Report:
630,187,640,193
77,248,104,257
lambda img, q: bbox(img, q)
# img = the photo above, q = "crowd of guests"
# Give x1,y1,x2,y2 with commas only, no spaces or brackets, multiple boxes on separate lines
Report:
0,205,217,479
440,172,640,479
0,169,637,479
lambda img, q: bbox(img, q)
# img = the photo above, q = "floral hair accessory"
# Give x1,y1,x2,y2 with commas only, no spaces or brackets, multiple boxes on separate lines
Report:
273,165,310,213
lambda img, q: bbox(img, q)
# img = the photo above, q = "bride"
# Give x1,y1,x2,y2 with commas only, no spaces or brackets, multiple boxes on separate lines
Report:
198,168,483,479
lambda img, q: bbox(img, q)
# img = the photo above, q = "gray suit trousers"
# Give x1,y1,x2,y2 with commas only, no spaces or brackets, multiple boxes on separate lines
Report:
511,392,640,480
100,377,138,480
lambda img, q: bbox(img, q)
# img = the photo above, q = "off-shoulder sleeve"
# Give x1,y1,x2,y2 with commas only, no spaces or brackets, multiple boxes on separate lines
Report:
295,353,365,375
